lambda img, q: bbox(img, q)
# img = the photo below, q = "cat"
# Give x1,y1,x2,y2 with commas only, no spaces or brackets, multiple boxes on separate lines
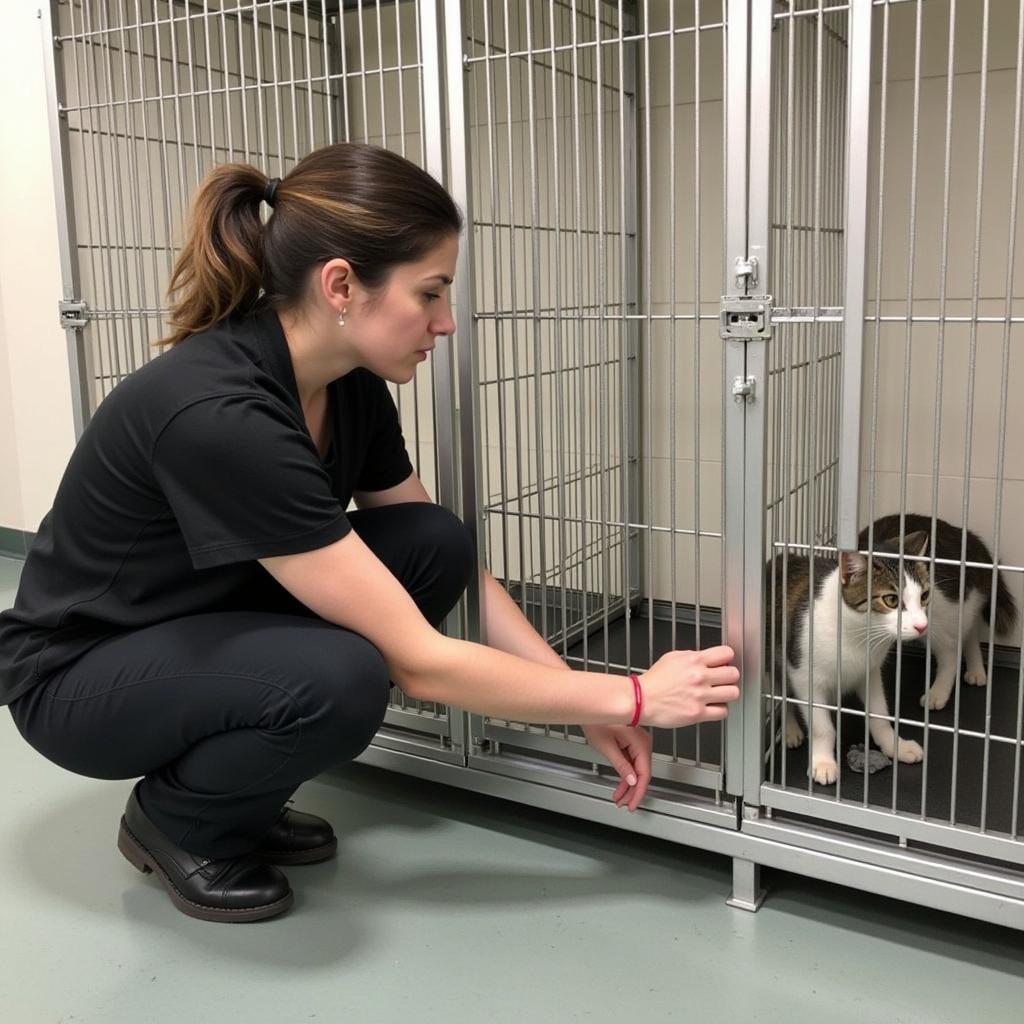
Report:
858,514,1018,712
767,532,930,786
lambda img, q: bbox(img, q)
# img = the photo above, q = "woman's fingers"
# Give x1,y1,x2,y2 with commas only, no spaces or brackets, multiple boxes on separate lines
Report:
698,645,736,667
705,665,741,687
708,684,740,704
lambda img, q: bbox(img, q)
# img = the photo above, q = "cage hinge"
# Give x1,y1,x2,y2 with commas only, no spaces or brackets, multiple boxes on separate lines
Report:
58,299,89,329
720,295,772,340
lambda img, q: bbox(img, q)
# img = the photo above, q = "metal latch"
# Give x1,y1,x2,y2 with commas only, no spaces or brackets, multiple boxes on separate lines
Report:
732,376,757,404
720,295,772,340
58,299,89,329
734,255,759,288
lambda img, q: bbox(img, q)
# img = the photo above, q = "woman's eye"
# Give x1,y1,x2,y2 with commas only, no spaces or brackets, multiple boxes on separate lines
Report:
424,292,440,302
881,594,899,609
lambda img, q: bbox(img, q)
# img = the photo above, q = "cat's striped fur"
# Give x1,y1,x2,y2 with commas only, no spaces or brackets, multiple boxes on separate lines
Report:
858,514,1018,710
768,533,930,786
770,515,1018,785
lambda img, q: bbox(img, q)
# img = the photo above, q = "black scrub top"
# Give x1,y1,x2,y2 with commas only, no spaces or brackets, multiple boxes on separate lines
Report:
0,306,414,706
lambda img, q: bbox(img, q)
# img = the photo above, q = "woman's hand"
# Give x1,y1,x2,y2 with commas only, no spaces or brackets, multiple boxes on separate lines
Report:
581,646,739,811
582,723,653,812
639,647,740,728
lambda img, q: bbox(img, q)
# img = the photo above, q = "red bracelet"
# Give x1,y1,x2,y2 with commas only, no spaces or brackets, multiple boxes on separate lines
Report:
628,673,643,727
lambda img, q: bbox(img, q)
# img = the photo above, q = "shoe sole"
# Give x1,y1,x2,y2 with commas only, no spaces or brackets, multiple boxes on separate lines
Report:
252,837,338,866
117,817,294,923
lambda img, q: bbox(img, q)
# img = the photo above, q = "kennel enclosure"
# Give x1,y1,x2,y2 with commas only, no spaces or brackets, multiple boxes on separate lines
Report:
40,0,1024,929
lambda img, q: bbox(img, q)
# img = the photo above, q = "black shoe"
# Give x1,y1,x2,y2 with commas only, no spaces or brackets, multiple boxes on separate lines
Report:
253,806,338,865
117,784,293,923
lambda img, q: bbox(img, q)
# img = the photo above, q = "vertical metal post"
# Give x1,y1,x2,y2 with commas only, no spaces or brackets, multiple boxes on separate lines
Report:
741,0,772,810
719,0,773,810
422,0,465,756
41,0,90,438
421,0,455,515
722,0,750,798
622,5,641,614
327,11,349,141
722,0,771,911
718,0,769,917
835,0,873,550
444,0,483,657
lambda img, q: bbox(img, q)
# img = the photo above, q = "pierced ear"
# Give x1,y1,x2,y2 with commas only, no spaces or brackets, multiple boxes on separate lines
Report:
840,551,868,585
321,258,354,305
904,530,929,558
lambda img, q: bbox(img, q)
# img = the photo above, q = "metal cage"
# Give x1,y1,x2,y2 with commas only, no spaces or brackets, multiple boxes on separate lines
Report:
41,0,1024,930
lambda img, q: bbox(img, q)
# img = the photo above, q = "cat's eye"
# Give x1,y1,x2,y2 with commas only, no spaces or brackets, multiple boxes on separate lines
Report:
880,594,900,609
921,590,930,604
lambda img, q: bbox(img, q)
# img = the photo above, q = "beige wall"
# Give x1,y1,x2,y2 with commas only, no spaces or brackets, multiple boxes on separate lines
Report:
856,0,1024,624
0,0,77,536
0,271,26,533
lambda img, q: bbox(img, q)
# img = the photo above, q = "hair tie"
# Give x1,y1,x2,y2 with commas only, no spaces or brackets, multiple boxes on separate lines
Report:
263,177,281,208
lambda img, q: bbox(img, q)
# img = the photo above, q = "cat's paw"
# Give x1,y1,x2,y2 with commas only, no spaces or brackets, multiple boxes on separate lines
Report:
785,717,805,748
810,757,838,786
921,687,950,711
965,668,987,687
895,738,924,764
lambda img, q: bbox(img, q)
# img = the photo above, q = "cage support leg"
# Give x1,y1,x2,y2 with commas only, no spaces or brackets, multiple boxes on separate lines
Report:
727,857,766,912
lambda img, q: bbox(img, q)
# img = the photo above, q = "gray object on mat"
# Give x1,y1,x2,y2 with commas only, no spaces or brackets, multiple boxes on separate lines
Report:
846,743,892,774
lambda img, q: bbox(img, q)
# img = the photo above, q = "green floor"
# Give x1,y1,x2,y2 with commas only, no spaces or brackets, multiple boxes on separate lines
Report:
1,554,1022,1023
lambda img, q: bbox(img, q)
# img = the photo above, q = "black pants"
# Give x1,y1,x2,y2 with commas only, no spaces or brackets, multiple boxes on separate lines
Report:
10,503,473,859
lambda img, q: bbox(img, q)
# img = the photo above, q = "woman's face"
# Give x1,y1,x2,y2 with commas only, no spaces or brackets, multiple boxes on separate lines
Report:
347,234,459,384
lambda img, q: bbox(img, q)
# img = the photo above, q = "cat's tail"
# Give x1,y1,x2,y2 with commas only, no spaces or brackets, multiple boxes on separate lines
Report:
983,571,1019,636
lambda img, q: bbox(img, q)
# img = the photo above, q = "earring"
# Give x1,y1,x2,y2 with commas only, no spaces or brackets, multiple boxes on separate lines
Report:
338,307,348,328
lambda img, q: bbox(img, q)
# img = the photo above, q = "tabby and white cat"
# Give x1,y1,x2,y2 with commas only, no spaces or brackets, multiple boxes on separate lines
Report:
771,515,1018,786
768,532,930,786
859,514,1018,712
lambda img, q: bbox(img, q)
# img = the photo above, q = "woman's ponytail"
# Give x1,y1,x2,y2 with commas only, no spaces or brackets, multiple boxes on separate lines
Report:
159,163,269,347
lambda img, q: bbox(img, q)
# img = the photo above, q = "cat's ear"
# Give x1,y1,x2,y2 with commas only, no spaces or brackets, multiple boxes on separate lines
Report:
839,551,868,584
904,530,929,558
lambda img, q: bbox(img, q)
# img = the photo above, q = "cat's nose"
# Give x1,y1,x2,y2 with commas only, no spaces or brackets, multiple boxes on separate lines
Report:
914,622,927,635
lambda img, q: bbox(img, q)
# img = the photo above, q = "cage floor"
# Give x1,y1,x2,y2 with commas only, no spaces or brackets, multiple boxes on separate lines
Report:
768,651,1024,837
565,610,1024,836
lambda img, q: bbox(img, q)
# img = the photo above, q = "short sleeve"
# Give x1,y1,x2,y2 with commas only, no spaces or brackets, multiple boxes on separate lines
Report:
355,374,415,492
152,395,351,569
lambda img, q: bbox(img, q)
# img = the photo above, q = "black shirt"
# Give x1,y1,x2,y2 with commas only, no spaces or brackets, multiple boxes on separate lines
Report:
0,307,413,705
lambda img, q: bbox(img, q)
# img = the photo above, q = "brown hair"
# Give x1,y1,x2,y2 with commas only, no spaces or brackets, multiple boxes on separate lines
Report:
160,143,463,347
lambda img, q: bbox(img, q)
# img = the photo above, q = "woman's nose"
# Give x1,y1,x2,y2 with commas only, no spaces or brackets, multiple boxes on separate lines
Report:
435,299,456,337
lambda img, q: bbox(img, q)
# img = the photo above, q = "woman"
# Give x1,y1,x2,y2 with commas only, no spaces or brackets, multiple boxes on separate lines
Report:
0,143,739,923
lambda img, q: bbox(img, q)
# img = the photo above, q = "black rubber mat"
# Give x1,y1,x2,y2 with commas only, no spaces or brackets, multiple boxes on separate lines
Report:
768,649,1024,836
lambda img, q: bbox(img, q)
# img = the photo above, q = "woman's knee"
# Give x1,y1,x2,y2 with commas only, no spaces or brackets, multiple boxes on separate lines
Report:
295,633,391,757
417,504,475,617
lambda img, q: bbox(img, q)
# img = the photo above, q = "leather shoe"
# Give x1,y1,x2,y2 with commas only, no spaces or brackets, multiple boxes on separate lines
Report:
117,784,293,923
253,805,337,865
